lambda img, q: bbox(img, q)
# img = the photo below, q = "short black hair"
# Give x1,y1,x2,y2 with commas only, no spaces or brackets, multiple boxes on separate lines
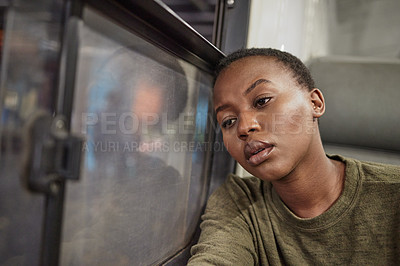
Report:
215,48,315,91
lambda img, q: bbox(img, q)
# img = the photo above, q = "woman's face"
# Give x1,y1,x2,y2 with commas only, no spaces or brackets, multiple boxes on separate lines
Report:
214,56,323,181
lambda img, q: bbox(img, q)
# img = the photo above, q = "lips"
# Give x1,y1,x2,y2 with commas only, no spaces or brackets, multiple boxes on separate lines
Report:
244,140,274,166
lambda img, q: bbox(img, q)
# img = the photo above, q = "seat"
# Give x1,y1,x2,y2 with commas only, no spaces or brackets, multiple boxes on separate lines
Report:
308,56,400,165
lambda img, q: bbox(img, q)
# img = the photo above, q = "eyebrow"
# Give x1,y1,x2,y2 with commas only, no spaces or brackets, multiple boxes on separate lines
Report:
215,104,229,116
243,78,271,96
215,78,272,116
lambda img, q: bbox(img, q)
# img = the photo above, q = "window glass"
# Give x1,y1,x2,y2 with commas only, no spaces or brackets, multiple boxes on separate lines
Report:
60,7,214,265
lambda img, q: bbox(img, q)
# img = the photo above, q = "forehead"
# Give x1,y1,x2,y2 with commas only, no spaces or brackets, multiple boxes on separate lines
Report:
229,55,283,69
213,56,293,98
216,56,289,84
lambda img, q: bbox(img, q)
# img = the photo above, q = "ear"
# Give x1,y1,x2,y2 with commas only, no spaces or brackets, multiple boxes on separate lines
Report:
309,88,325,119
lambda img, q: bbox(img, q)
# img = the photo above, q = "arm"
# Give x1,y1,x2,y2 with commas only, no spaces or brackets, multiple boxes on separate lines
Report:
188,183,258,265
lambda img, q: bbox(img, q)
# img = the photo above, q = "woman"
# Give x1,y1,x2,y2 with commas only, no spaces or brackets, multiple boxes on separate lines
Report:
188,48,400,265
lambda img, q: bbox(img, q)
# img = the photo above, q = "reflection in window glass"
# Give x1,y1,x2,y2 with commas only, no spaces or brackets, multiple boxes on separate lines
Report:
60,7,214,265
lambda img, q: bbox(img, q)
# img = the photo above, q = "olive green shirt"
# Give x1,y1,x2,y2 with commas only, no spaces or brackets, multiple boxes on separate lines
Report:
188,155,400,265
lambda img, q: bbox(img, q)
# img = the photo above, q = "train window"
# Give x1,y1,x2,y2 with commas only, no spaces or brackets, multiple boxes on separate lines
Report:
60,6,214,265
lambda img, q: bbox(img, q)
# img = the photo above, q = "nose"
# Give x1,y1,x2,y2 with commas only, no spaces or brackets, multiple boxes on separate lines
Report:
237,111,261,141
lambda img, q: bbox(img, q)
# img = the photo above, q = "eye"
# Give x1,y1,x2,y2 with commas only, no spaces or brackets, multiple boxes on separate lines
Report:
221,118,237,129
254,96,271,108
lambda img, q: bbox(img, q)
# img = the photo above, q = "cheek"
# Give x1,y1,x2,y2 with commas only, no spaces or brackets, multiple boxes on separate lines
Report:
269,105,313,136
222,134,234,154
222,133,242,160
286,113,312,135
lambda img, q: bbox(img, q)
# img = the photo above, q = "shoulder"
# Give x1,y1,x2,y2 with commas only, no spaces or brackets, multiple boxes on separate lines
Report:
329,154,400,183
347,156,399,183
206,174,265,213
189,175,261,265
357,160,400,182
210,174,263,201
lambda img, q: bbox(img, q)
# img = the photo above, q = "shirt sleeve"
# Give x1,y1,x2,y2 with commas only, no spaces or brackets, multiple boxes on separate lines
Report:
187,180,258,265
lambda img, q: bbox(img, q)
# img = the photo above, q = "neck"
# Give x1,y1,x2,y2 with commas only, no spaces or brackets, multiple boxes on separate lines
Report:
272,140,345,218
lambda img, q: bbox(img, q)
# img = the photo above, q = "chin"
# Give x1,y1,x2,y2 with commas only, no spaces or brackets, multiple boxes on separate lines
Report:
245,160,291,182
